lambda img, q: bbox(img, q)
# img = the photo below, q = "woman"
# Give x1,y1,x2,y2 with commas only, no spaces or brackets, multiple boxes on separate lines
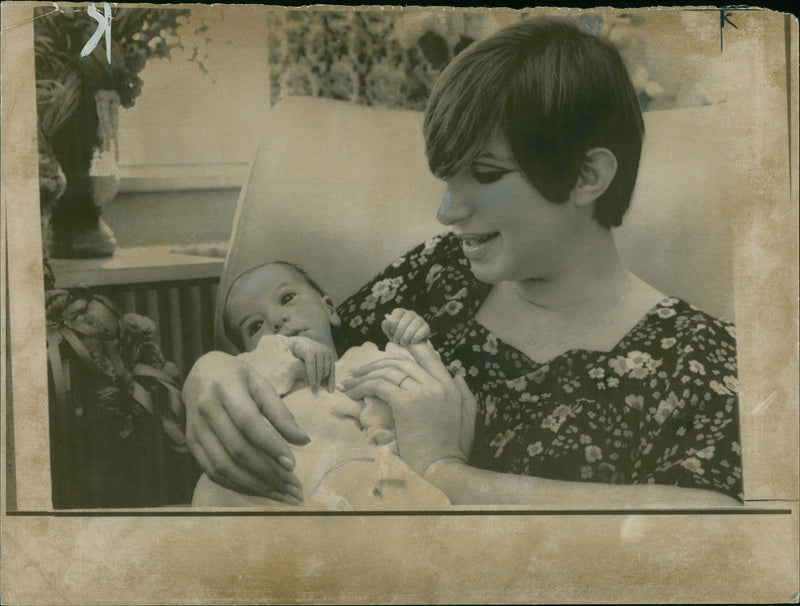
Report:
182,19,743,506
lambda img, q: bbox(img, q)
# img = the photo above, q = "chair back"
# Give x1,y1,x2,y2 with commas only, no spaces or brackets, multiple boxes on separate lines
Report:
217,96,738,352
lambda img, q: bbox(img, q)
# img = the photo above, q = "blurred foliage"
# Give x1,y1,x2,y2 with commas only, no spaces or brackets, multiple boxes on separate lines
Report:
268,11,501,110
33,6,192,147
268,10,713,113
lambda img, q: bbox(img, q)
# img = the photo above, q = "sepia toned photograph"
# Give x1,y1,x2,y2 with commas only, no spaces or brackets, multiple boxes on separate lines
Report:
2,3,798,603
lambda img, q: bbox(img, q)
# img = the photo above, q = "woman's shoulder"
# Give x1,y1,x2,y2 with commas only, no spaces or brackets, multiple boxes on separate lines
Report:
639,297,737,350
604,296,738,383
614,297,739,398
368,232,477,299
395,232,466,269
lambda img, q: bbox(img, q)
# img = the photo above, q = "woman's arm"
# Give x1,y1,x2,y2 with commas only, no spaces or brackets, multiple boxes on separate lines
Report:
424,459,742,507
342,341,743,508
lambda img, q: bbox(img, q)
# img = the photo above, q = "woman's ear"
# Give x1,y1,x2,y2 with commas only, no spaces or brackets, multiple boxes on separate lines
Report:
324,295,342,327
568,148,618,208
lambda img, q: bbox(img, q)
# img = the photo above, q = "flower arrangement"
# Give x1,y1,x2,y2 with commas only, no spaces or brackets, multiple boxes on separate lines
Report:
46,289,187,447
45,286,197,507
34,6,191,153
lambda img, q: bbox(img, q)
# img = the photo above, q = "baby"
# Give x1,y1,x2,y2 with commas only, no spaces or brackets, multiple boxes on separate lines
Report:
191,261,450,509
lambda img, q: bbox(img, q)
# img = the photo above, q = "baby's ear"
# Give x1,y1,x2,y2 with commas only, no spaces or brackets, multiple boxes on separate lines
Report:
324,295,341,327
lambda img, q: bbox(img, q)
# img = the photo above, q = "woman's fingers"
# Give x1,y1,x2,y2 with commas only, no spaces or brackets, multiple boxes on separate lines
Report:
245,367,311,448
343,368,420,394
192,442,299,504
348,356,426,382
196,426,303,501
342,376,404,403
204,396,303,490
405,341,453,384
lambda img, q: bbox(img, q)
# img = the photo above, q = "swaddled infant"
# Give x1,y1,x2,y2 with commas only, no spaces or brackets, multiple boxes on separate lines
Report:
191,261,450,509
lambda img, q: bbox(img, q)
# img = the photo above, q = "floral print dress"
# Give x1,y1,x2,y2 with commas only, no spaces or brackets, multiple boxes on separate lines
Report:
337,233,744,502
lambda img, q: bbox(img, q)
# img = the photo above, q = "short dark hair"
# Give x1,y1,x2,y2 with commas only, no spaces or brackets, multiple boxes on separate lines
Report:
423,18,644,228
222,261,330,353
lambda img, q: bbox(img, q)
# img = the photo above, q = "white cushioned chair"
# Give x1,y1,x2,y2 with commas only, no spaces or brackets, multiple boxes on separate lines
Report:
216,96,738,353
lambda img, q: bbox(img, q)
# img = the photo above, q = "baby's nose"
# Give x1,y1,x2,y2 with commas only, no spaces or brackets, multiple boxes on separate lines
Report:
267,310,287,332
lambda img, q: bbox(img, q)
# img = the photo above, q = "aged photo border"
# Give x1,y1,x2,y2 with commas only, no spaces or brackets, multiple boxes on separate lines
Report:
2,3,798,603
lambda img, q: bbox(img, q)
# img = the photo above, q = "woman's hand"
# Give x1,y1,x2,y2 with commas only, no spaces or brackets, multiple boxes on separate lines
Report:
340,342,476,476
182,351,311,503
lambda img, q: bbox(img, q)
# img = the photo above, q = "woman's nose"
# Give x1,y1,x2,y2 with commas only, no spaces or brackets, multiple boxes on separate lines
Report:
437,188,471,225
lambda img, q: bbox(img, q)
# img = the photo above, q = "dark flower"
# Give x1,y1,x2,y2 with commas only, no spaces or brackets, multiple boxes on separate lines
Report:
123,313,156,340
162,361,181,383
85,299,121,337
135,341,165,367
45,290,71,320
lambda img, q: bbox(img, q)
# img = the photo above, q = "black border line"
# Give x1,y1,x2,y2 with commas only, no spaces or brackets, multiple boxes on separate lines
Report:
4,508,793,517
786,12,794,194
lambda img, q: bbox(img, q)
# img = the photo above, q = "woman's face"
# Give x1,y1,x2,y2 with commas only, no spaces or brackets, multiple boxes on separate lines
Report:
437,137,585,285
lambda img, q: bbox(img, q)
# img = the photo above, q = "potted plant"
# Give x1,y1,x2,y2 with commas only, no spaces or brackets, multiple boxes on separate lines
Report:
45,286,199,508
35,6,190,258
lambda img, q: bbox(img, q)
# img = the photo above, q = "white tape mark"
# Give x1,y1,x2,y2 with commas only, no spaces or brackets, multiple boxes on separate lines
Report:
80,2,113,66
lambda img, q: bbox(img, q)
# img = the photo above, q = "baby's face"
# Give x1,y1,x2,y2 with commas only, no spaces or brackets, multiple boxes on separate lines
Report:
226,264,340,352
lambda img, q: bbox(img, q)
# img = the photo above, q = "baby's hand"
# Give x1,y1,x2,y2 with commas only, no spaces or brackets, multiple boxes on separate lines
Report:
287,336,336,392
381,308,431,346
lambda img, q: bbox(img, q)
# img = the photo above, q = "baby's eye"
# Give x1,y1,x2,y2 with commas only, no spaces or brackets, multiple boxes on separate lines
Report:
247,319,263,337
470,168,510,184
280,292,296,305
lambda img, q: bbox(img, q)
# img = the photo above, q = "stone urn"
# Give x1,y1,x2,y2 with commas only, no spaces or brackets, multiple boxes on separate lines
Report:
48,89,121,258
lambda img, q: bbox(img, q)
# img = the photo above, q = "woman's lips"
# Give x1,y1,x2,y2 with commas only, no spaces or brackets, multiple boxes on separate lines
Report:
458,232,498,260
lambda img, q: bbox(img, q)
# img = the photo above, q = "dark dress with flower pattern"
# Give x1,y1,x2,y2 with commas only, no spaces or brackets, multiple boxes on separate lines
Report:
337,233,743,502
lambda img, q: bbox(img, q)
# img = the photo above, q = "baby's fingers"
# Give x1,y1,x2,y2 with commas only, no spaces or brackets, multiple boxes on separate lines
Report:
404,316,431,345
381,308,406,340
381,316,399,340
393,312,418,345
304,355,320,391
315,353,329,391
325,357,336,393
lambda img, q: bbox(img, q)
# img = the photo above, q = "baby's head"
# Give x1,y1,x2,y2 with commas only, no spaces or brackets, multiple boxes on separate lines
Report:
223,261,341,353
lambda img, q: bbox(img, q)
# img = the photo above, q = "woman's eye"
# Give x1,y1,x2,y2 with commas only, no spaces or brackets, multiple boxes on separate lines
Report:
247,320,263,337
470,169,509,184
280,292,296,305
